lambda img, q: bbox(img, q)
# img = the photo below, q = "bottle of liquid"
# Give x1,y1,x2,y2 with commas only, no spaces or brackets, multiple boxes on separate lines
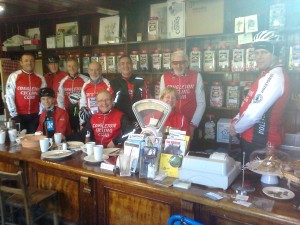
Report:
162,48,172,71
43,111,55,138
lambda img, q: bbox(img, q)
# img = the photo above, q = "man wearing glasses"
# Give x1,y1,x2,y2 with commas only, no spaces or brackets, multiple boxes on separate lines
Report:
160,50,206,138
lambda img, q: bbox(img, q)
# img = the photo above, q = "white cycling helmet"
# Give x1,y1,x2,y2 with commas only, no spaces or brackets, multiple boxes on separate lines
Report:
68,92,81,105
253,30,282,43
253,30,282,56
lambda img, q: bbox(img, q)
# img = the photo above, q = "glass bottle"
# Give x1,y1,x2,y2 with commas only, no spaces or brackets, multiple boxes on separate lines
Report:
217,45,230,72
82,53,91,74
91,53,99,62
151,49,162,72
99,53,107,73
210,82,224,108
107,52,116,73
245,44,257,72
288,40,300,71
162,48,172,71
203,46,216,72
43,112,55,138
130,50,139,71
204,114,216,141
189,47,202,72
139,50,150,72
226,82,240,109
231,45,245,72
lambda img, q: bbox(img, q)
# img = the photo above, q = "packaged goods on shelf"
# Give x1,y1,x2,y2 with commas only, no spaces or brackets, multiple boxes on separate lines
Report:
204,114,216,141
99,53,107,73
91,53,99,62
162,49,171,71
288,40,300,71
82,54,91,74
226,82,240,109
64,35,78,47
155,81,160,99
269,2,286,29
231,46,245,72
46,37,56,49
203,46,216,72
189,47,201,72
130,51,139,71
245,45,257,72
151,49,162,71
148,17,160,40
210,82,223,108
139,50,150,72
107,52,117,73
217,118,240,144
56,32,64,48
217,46,230,72
167,0,185,39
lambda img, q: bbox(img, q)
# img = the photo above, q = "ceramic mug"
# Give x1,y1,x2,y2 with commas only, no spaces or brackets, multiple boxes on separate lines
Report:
84,142,95,156
39,138,53,153
93,145,103,161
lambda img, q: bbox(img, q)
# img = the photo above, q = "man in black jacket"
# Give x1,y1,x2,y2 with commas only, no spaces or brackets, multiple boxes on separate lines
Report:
110,55,149,126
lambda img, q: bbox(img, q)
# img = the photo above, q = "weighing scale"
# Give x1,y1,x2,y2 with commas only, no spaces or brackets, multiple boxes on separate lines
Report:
132,99,172,137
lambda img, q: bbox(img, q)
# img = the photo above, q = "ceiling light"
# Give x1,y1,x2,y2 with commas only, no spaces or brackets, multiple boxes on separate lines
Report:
0,3,5,12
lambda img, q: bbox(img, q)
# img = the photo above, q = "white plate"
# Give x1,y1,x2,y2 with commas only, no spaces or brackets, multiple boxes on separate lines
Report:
262,187,295,200
42,150,73,160
103,148,120,156
247,160,280,176
67,141,84,149
84,154,109,163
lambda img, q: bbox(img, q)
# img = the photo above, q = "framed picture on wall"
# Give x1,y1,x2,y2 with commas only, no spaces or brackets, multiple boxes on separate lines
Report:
98,15,120,44
56,21,78,35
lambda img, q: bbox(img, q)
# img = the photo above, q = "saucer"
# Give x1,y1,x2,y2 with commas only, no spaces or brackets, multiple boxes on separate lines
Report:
83,154,109,163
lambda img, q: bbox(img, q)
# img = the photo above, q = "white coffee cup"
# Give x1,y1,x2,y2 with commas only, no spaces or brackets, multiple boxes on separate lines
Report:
85,142,95,156
8,129,17,142
39,138,53,153
0,131,6,144
94,145,103,161
54,133,62,144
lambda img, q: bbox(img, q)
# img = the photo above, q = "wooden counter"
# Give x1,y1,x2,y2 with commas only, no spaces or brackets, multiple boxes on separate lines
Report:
0,143,299,225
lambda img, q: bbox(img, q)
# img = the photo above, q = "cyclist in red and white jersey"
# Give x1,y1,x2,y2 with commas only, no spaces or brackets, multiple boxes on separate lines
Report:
57,57,89,132
5,53,46,133
160,50,206,137
79,61,113,126
230,30,290,162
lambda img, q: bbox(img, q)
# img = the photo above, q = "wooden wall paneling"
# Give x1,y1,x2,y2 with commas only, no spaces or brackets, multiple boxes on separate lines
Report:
27,163,82,223
97,179,181,225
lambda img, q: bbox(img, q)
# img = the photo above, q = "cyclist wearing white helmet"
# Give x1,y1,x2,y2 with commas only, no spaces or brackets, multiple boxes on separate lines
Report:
230,30,290,162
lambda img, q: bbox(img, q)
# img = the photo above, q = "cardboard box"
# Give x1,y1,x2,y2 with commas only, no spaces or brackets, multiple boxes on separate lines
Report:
46,37,56,49
23,45,41,50
64,35,78,47
167,0,185,39
186,0,224,36
23,39,41,45
217,118,239,144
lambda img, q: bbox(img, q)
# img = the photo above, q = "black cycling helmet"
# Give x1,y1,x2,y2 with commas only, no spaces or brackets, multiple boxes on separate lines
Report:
39,88,55,98
46,54,60,64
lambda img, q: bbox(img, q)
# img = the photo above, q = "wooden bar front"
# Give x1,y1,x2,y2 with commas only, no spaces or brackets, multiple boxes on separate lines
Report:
0,144,299,225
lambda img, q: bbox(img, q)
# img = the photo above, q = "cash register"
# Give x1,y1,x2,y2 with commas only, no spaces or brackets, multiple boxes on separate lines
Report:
178,152,241,190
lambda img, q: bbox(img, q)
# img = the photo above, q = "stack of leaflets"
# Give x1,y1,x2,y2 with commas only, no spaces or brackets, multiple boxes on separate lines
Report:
139,136,162,179
159,129,189,178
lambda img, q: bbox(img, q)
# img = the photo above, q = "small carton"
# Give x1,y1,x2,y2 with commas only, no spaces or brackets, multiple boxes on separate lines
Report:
217,118,240,144
167,0,185,39
64,35,78,47
56,32,64,48
46,37,56,49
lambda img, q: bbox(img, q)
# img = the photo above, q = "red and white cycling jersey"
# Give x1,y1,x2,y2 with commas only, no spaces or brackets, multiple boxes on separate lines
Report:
79,78,113,114
89,108,123,147
44,70,68,96
160,70,206,126
233,65,290,147
5,70,46,117
57,74,89,110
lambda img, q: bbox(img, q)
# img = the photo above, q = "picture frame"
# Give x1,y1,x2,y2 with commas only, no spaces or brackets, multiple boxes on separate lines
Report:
56,21,78,35
98,15,120,44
